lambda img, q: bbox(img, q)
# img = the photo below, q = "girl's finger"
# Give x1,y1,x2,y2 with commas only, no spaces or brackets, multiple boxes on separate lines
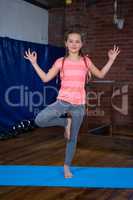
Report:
116,47,120,53
28,48,31,54
24,55,29,59
25,51,28,56
113,45,116,50
117,49,120,55
114,45,120,53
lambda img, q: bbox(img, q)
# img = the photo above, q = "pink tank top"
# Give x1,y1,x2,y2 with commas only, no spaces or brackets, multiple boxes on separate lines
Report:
53,57,91,105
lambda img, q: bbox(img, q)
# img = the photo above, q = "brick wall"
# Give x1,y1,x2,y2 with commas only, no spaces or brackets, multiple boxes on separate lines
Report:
49,0,133,129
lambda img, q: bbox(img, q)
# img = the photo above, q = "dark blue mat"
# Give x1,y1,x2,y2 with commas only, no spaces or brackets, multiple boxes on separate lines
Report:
0,165,133,189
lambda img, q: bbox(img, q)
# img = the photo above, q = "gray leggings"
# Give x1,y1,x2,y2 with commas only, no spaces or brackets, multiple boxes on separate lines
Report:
35,100,85,166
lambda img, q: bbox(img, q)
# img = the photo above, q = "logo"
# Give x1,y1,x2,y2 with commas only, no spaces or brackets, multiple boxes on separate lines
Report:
111,85,128,115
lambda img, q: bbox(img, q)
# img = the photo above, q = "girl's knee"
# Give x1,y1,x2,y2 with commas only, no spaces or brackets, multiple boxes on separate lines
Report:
34,111,49,127
35,114,44,127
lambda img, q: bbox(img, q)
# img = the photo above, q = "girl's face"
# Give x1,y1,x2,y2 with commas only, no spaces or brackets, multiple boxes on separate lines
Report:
65,33,83,54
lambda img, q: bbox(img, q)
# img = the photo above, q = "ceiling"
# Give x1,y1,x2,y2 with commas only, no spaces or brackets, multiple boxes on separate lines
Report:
23,0,97,9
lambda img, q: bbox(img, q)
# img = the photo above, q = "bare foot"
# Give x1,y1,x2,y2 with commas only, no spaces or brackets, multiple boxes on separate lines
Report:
64,117,72,141
64,164,73,178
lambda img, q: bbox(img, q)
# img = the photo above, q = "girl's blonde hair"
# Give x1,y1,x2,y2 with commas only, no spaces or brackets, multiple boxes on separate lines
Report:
64,29,84,42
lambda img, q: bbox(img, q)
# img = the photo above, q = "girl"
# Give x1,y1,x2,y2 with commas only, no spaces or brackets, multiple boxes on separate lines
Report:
24,30,120,178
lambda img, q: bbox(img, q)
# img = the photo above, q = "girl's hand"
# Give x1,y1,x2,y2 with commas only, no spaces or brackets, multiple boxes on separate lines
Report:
108,45,120,61
24,48,37,65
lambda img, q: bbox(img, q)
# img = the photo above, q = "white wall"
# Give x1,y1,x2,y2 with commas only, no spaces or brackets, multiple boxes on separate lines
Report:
0,0,48,44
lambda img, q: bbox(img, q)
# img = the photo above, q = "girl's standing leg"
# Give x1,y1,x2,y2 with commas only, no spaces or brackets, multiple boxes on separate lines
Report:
64,105,85,178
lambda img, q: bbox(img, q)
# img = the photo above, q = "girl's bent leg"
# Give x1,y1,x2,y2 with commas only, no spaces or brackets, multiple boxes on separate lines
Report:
35,100,69,128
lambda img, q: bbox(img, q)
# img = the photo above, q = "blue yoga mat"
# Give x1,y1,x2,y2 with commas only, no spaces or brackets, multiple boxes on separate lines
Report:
0,165,133,189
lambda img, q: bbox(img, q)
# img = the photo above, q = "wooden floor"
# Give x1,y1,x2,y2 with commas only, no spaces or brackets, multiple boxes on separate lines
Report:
0,127,133,200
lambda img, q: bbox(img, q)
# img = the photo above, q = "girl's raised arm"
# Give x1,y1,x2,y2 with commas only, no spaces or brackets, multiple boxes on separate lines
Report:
89,45,120,79
24,48,60,83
